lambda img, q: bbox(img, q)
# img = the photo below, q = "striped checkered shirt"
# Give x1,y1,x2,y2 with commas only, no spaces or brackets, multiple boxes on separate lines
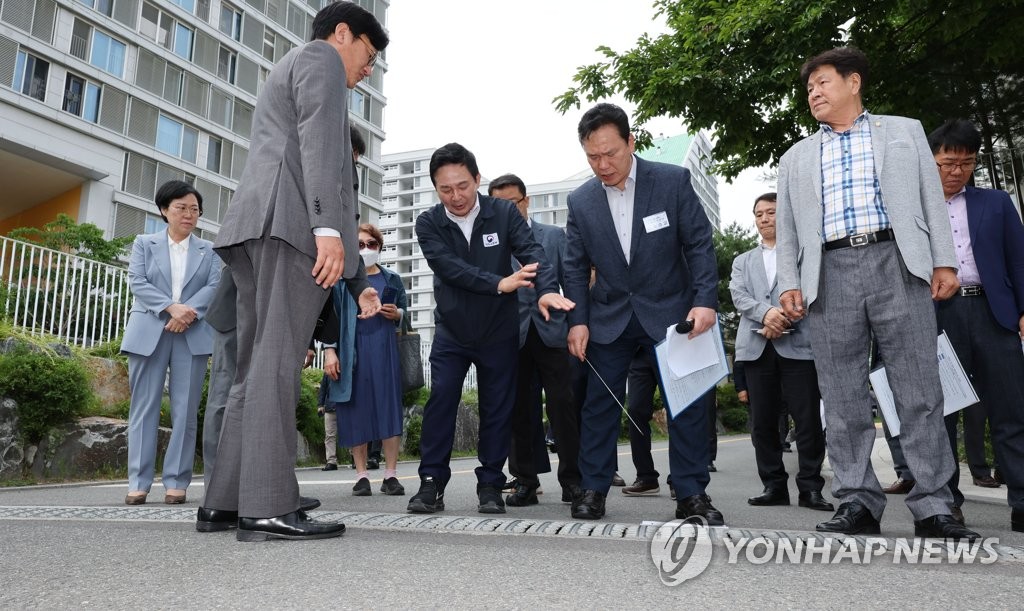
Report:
820,112,890,242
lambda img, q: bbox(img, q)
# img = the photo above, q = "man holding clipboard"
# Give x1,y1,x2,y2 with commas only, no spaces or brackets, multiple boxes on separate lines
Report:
564,103,722,524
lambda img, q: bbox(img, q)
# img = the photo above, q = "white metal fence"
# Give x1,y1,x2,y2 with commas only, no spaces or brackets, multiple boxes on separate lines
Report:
0,235,132,348
0,234,460,390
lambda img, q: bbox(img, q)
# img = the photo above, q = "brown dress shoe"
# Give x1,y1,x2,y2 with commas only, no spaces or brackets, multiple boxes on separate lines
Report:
125,492,147,505
164,489,187,504
973,475,1001,488
882,478,915,494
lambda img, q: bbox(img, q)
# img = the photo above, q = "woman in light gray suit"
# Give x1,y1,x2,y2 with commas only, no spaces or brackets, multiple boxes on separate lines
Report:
121,181,220,505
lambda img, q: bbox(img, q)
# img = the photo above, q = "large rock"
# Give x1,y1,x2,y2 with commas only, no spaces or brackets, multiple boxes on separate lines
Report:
28,417,170,479
0,398,24,479
452,401,480,453
81,357,130,409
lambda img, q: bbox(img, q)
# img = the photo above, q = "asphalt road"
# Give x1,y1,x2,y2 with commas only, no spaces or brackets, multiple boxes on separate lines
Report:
1,431,1021,609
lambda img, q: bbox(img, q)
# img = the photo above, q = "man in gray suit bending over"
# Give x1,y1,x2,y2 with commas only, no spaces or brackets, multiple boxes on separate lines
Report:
563,103,722,524
197,1,386,542
776,47,977,540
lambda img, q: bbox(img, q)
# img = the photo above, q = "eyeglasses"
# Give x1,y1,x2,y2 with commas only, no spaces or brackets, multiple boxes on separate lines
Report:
936,160,977,173
359,239,380,250
169,205,201,216
357,34,378,68
508,196,525,205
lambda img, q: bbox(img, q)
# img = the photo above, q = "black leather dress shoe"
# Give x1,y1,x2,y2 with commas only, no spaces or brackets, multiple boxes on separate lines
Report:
881,478,915,494
1012,509,1023,533
505,483,540,507
236,511,346,542
914,514,980,541
321,463,338,471
611,473,626,487
676,493,725,526
571,490,606,520
748,488,790,506
798,490,835,512
299,496,321,511
196,506,238,532
816,502,880,535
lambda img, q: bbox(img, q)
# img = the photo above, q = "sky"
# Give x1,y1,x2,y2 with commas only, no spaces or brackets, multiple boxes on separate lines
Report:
379,0,773,230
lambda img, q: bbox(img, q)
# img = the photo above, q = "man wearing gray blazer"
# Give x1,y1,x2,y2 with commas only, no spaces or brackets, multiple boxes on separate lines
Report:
488,174,582,507
564,103,722,524
731,192,831,512
197,2,387,542
776,47,977,540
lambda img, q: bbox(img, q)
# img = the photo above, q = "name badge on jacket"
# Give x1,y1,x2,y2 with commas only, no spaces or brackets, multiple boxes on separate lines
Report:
483,233,500,247
643,211,670,233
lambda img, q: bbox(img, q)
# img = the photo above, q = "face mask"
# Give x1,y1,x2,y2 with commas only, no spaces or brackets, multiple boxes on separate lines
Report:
360,249,379,268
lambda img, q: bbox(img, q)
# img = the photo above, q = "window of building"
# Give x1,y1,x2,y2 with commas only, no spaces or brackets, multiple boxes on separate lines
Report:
173,23,193,59
170,0,195,13
12,51,49,101
156,115,199,163
217,45,236,84
78,0,115,16
141,3,193,60
62,73,102,122
218,2,242,41
262,29,276,61
206,137,221,173
89,30,126,77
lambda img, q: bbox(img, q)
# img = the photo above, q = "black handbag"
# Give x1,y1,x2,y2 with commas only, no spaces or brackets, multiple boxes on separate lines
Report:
397,315,424,393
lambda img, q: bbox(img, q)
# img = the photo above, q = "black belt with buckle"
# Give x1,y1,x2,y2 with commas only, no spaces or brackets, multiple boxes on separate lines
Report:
960,285,984,297
824,228,895,251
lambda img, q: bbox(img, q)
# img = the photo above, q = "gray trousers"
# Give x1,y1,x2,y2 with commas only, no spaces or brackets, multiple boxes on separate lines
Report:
202,238,328,518
127,332,208,492
809,241,954,520
202,326,236,478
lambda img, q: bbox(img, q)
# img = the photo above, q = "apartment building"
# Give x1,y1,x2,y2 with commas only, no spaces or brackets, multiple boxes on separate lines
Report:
0,0,389,243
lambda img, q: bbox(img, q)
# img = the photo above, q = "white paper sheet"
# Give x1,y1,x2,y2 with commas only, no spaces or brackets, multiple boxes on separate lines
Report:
866,331,979,437
655,320,729,419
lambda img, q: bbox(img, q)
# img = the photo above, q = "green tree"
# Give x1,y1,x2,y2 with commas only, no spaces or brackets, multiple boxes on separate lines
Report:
713,222,759,349
555,0,1024,179
8,214,132,264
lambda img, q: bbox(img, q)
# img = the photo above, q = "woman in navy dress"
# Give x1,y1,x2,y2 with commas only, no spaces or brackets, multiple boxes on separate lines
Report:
324,224,407,496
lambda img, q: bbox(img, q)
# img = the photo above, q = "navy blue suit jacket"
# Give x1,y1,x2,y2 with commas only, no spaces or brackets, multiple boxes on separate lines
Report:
961,186,1024,332
564,157,718,344
416,194,558,347
517,221,568,349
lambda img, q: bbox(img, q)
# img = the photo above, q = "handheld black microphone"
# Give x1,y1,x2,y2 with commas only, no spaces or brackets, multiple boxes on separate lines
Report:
675,319,695,334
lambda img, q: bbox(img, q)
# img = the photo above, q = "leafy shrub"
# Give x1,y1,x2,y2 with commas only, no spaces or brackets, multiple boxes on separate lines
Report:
0,346,92,443
297,368,326,454
403,413,422,456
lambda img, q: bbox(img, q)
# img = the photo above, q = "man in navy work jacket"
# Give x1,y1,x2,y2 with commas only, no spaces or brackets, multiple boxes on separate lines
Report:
408,143,575,515
563,103,722,524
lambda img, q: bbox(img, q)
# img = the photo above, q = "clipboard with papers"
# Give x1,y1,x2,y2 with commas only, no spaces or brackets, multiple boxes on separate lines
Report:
654,319,730,419
867,331,979,437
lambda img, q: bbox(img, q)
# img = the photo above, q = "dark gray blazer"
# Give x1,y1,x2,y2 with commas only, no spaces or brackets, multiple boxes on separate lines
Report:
564,157,718,344
517,221,568,349
214,40,361,280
